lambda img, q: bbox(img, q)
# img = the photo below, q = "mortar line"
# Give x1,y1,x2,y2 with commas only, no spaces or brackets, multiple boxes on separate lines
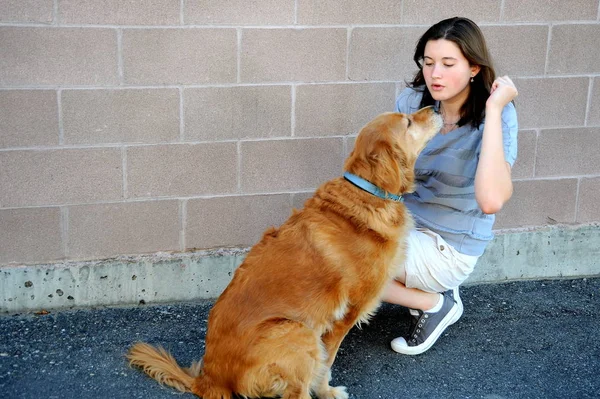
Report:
237,141,242,192
499,0,506,21
61,206,69,259
2,75,599,91
180,0,185,25
584,77,594,127
117,29,124,85
0,81,403,91
179,199,187,251
0,121,598,153
345,27,352,80
294,0,298,24
512,173,600,182
57,89,64,145
2,21,588,29
179,87,185,141
399,0,405,23
53,0,58,25
2,124,599,153
532,129,540,177
574,178,581,223
290,84,296,137
237,29,242,83
543,24,553,75
122,147,128,199
1,173,596,212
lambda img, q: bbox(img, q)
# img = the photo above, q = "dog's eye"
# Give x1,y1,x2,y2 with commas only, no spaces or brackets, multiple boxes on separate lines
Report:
406,119,412,128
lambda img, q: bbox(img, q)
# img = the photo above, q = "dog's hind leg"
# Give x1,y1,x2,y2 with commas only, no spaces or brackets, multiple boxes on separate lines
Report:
238,321,323,399
266,363,311,399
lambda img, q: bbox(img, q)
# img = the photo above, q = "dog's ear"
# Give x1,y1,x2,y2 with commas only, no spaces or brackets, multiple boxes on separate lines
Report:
366,138,412,195
345,129,413,195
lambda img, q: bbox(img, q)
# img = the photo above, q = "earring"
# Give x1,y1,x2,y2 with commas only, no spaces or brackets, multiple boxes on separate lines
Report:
470,76,474,83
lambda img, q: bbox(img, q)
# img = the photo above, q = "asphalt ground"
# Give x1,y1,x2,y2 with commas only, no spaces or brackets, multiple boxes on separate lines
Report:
1,277,598,399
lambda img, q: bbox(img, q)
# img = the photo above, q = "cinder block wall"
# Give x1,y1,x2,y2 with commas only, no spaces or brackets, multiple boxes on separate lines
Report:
1,1,599,267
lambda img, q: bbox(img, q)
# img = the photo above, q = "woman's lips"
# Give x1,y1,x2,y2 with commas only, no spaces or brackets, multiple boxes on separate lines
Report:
431,84,445,91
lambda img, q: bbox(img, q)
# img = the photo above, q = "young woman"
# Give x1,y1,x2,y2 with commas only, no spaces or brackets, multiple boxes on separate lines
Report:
384,17,519,355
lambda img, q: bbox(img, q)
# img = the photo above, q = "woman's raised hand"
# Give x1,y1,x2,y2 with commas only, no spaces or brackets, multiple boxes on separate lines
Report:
486,75,518,111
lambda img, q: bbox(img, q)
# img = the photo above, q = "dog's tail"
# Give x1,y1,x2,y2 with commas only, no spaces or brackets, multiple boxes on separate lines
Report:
127,342,233,399
127,342,196,393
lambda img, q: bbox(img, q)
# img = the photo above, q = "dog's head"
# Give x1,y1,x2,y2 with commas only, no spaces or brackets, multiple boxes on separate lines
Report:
344,106,442,195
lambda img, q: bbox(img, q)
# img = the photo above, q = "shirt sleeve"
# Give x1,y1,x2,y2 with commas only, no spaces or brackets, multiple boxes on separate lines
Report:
501,102,519,167
394,87,419,114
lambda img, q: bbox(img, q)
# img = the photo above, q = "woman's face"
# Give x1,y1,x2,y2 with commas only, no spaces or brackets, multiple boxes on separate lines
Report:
422,39,478,103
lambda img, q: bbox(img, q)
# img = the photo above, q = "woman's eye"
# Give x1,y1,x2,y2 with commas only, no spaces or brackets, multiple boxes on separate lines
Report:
424,63,433,67
444,64,455,68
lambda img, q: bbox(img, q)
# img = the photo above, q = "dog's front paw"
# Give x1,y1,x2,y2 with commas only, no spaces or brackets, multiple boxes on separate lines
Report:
316,385,348,399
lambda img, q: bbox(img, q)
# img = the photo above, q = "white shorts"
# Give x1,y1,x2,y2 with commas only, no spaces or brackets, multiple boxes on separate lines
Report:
397,228,480,293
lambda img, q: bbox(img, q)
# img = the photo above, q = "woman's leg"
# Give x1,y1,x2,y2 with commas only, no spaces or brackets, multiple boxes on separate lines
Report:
385,229,477,355
382,279,440,311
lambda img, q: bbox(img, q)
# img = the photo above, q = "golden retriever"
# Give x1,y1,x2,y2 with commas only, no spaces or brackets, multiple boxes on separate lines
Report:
127,107,442,399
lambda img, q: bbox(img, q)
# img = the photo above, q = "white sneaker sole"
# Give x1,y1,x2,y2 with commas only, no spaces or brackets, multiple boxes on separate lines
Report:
390,303,460,356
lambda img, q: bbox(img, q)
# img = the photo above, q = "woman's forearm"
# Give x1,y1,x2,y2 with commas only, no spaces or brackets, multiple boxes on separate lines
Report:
474,106,513,214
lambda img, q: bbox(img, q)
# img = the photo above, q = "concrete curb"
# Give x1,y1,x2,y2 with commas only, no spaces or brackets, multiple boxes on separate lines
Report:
2,223,599,313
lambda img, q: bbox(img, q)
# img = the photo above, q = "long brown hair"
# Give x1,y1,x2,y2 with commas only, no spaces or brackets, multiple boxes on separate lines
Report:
409,17,495,128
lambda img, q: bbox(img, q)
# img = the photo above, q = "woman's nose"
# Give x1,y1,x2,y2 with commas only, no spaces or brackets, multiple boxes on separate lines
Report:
431,64,442,79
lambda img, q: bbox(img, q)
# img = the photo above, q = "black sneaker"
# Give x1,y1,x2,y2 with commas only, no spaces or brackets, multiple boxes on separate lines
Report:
391,290,460,355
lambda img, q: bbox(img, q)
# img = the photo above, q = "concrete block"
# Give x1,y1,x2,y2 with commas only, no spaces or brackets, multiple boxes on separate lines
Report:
297,0,402,24
62,89,180,145
184,86,292,141
495,179,577,228
0,90,59,148
512,130,536,179
548,24,600,74
402,0,501,24
240,29,346,83
0,149,123,207
536,128,600,177
470,224,600,283
348,27,423,81
184,0,293,25
577,177,600,223
0,208,63,265
186,194,292,248
0,0,53,23
0,249,247,313
513,78,588,129
68,201,180,260
503,0,598,22
482,25,548,76
0,27,118,86
123,28,237,84
126,143,237,198
240,138,344,193
295,83,396,137
58,0,180,25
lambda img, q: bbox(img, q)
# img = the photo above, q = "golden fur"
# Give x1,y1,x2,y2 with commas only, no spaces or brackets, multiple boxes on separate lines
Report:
127,107,442,399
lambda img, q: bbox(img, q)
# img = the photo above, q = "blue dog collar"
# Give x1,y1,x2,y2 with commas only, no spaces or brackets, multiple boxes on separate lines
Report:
343,172,404,202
